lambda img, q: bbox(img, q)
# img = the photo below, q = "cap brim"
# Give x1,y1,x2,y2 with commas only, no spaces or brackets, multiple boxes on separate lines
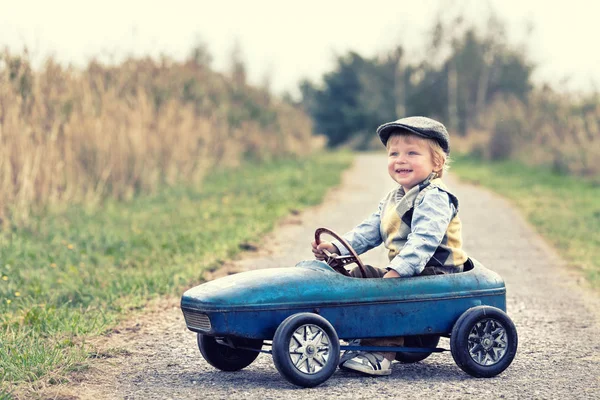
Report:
377,123,429,145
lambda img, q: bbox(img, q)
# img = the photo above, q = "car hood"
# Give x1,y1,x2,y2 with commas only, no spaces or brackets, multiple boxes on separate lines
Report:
181,260,505,312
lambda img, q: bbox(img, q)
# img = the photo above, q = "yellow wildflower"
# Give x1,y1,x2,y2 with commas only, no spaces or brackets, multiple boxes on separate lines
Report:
67,244,74,250
14,292,20,297
6,299,10,304
2,276,7,281
50,263,57,268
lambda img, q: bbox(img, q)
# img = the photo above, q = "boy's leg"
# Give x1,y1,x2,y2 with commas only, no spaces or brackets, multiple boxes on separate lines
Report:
349,264,403,360
362,336,404,361
349,264,387,278
341,265,403,375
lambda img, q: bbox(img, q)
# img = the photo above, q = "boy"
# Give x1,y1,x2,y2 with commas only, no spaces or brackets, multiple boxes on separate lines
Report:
311,116,468,376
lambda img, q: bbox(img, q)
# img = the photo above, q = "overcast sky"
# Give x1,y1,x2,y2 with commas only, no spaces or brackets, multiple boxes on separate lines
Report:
2,0,599,96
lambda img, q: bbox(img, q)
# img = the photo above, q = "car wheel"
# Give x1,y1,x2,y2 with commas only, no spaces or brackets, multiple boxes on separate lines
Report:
272,313,340,388
395,335,440,363
197,334,262,371
450,306,518,378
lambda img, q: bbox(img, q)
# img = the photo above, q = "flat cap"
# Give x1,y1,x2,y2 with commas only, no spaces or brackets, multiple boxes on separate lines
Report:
376,116,450,154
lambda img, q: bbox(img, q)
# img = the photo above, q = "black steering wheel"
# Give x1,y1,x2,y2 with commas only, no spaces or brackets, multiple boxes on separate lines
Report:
314,227,367,278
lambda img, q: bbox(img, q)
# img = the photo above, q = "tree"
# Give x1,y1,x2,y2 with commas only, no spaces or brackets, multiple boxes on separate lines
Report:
300,11,534,145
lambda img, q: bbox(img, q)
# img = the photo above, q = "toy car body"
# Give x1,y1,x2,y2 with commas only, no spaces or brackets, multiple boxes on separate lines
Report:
181,256,518,387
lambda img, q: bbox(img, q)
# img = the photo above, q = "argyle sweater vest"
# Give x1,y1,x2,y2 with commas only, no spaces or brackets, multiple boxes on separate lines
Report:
380,177,468,271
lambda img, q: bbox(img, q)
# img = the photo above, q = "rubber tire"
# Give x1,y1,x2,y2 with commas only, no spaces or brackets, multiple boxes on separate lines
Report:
272,313,340,388
395,335,441,363
198,334,262,371
450,306,518,378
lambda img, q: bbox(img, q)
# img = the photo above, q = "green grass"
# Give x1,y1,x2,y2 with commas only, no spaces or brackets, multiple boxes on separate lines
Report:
0,151,353,395
452,154,600,289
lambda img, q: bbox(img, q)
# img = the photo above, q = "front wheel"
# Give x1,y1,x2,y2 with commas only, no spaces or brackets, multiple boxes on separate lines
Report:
198,334,263,371
450,306,518,378
272,313,340,388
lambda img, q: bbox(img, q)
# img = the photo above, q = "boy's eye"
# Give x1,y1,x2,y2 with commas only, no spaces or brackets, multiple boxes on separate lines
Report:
408,151,419,156
389,152,398,157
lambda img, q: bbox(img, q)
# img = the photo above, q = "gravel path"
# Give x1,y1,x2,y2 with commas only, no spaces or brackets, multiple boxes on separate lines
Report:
44,153,600,400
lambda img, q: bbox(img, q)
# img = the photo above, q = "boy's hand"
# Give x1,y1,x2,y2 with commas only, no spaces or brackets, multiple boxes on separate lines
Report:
311,240,339,261
383,269,401,278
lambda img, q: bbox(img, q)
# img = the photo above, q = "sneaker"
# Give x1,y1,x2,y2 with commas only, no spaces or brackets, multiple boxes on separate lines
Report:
339,339,361,366
339,351,392,376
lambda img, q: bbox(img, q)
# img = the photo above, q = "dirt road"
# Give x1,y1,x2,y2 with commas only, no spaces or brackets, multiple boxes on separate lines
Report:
44,153,600,400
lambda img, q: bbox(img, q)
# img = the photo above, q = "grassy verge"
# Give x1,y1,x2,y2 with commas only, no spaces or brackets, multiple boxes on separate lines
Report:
452,154,600,290
0,151,353,397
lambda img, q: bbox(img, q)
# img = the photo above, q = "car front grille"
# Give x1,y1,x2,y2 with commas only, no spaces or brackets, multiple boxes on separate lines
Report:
183,311,212,332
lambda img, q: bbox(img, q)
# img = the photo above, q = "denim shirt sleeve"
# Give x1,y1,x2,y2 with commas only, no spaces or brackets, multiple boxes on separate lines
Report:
388,189,455,277
330,200,384,256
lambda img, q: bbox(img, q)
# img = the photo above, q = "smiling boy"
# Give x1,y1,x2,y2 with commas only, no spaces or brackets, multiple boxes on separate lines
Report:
311,116,468,376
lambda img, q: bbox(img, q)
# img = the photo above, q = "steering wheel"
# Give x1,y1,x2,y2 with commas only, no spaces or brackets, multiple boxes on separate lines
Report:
314,227,367,278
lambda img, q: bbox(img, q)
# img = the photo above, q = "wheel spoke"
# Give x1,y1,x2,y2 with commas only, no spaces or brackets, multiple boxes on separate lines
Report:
314,353,327,367
483,320,493,334
294,354,306,368
493,347,504,361
475,322,485,336
470,343,484,355
468,333,481,343
292,331,304,347
494,334,507,347
311,329,323,343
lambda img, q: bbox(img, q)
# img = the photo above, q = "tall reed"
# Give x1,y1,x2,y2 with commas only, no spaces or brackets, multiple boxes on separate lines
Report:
473,90,600,179
0,50,315,224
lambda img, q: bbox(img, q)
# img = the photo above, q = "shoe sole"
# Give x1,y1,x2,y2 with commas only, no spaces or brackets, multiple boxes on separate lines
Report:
339,361,392,376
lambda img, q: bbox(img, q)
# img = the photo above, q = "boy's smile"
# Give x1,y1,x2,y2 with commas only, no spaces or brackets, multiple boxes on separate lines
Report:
387,135,439,190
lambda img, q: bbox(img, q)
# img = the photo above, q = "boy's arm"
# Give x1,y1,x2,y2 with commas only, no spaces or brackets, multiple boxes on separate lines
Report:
387,189,455,277
330,201,384,256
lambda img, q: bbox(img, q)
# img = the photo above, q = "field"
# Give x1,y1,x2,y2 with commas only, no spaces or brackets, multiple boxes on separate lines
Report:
0,152,353,396
452,154,600,289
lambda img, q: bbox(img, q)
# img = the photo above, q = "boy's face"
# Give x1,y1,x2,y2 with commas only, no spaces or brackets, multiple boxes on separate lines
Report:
387,135,440,190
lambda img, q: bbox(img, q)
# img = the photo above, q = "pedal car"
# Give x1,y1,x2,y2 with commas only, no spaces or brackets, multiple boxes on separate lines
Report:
181,228,518,387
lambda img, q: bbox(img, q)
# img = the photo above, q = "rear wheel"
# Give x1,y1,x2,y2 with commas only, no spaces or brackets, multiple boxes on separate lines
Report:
395,335,440,363
450,306,518,377
198,334,263,371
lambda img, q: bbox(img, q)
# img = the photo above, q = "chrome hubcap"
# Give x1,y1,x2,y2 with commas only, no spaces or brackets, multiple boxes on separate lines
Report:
288,324,331,374
468,318,508,366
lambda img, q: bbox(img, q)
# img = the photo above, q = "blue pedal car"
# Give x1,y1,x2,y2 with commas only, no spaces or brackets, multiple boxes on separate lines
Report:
181,228,518,387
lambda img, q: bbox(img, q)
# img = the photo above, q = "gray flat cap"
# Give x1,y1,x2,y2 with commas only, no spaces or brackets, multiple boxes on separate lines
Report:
376,116,450,154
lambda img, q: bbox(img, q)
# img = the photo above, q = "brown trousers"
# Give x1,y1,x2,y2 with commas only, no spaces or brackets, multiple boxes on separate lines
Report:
348,264,446,360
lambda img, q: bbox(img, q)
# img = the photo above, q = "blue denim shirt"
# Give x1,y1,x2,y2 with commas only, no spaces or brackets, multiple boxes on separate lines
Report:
332,188,455,277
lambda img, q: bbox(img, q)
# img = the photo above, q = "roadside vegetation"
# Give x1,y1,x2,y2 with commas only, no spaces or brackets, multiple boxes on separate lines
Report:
0,151,353,397
452,154,600,290
0,44,339,398
0,47,315,224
